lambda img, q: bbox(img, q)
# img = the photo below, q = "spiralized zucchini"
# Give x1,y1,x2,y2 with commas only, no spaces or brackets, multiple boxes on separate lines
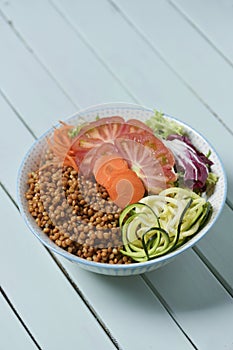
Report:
120,188,212,262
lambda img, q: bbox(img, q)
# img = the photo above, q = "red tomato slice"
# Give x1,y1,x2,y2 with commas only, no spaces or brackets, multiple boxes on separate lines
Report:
75,116,125,140
71,116,176,187
72,116,152,154
78,142,119,176
71,116,126,157
115,133,177,191
119,131,176,183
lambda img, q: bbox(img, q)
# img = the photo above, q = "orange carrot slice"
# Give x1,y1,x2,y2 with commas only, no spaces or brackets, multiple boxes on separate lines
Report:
94,156,129,188
47,122,79,171
107,169,145,208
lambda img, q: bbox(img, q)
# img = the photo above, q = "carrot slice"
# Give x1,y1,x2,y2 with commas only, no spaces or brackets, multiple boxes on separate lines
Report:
46,122,79,171
94,156,145,207
107,169,145,208
94,156,129,188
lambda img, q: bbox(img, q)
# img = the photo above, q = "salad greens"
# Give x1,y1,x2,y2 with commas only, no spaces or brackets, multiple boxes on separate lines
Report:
68,118,87,138
146,110,218,193
146,110,185,139
206,172,219,196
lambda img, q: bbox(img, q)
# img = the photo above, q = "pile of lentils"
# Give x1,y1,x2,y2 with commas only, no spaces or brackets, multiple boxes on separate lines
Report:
25,153,132,264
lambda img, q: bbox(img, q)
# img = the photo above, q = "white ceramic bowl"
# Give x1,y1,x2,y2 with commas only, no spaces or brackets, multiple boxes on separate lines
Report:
17,103,227,276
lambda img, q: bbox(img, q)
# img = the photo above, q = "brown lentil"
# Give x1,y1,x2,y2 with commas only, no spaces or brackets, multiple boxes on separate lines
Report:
25,156,132,264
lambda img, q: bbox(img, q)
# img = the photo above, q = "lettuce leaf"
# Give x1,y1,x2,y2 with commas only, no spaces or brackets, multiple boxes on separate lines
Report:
146,110,185,139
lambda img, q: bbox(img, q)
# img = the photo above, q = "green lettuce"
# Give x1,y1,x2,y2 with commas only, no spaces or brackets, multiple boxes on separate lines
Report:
146,110,185,139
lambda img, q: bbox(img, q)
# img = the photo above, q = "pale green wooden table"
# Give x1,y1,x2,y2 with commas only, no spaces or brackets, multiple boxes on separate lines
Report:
1,1,233,349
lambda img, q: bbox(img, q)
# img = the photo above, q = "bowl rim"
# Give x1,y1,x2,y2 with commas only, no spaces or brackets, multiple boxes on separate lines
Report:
17,102,227,271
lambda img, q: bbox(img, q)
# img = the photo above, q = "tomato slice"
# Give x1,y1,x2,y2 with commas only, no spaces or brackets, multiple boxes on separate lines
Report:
115,132,176,192
119,131,176,183
71,116,126,157
74,116,125,141
78,142,119,176
115,138,168,194
72,116,151,155
71,116,176,188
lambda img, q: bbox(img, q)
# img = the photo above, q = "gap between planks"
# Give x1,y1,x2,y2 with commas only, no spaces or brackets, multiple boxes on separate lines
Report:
192,246,233,297
140,275,199,350
0,9,80,111
0,88,37,139
48,0,140,104
0,6,138,109
167,0,233,69
106,0,233,137
0,286,43,350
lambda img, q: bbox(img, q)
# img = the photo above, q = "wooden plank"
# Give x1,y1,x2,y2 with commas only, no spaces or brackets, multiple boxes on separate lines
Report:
0,15,77,136
0,0,134,110
196,204,233,291
0,187,117,350
145,249,233,350
0,93,34,195
113,0,233,133
45,0,233,204
170,0,233,64
0,293,37,350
